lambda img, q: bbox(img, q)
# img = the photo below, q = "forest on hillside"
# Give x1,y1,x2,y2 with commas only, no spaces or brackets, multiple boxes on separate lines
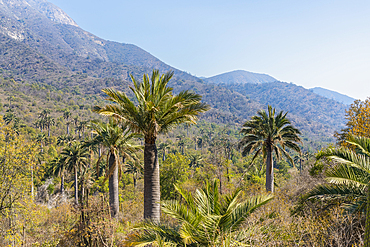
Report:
0,70,369,246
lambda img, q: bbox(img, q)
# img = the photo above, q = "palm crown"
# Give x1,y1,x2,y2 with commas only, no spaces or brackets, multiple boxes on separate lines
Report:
94,70,209,143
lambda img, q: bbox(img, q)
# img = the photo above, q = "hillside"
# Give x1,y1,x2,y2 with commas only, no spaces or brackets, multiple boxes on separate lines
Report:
0,0,348,148
310,87,356,105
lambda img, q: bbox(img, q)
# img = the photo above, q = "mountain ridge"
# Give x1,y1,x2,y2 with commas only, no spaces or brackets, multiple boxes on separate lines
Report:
0,0,349,147
310,87,355,105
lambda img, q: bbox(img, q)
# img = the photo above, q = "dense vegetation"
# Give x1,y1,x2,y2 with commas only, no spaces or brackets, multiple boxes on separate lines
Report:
0,66,368,246
0,1,364,246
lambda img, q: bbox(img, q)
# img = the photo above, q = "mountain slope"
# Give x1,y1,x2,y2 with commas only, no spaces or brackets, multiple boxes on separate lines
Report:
204,70,277,84
310,87,355,105
0,0,347,147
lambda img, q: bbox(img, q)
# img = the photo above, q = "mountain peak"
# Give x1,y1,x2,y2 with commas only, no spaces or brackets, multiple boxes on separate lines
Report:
204,70,277,84
30,0,78,27
0,0,78,26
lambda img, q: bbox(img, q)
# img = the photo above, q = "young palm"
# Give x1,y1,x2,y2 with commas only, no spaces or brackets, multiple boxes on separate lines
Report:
61,142,89,204
239,105,301,192
126,179,273,246
84,119,141,218
296,135,370,246
94,70,209,221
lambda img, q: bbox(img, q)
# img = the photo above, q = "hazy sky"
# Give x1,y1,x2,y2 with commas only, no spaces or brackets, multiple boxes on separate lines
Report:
48,0,370,100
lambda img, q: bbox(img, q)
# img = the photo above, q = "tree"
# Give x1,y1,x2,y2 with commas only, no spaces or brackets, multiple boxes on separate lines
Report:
49,156,66,194
44,116,55,137
84,119,141,218
297,135,370,246
60,142,89,204
57,134,76,147
335,98,370,143
94,70,209,221
126,179,273,246
239,105,301,192
63,110,72,135
124,161,143,189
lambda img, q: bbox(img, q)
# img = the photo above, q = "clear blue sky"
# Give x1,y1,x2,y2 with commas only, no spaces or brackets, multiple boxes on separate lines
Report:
48,0,370,100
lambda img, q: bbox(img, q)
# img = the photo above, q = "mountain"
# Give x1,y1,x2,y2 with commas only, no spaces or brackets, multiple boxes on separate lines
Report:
0,0,347,148
204,70,277,84
310,87,355,105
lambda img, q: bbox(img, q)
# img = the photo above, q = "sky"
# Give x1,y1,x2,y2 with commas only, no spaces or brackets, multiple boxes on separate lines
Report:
47,0,370,100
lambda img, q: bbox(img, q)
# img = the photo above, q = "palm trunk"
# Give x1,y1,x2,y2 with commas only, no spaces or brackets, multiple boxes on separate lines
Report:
266,145,274,192
364,185,370,247
67,124,70,135
144,142,160,222
133,173,137,189
48,127,50,137
31,165,34,198
108,153,119,218
74,166,78,205
61,173,64,194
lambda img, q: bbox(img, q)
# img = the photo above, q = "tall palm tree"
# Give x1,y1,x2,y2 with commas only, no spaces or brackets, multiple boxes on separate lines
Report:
61,142,89,204
63,110,72,135
124,161,143,189
239,105,301,192
158,142,169,161
36,132,47,153
126,179,273,246
44,116,55,137
49,156,66,194
94,70,209,221
84,119,141,218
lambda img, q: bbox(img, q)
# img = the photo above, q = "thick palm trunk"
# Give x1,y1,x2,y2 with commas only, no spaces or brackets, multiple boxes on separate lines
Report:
364,185,370,247
108,153,119,218
266,145,274,192
74,166,78,205
144,142,160,222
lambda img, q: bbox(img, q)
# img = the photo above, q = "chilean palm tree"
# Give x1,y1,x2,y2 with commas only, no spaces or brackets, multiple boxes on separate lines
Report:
61,142,89,204
126,179,273,246
63,110,72,135
124,161,143,189
49,156,66,194
94,70,209,221
84,119,141,218
239,105,301,192
44,116,55,137
295,135,370,246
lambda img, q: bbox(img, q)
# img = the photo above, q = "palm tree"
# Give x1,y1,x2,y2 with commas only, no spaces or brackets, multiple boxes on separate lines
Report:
57,134,76,147
293,151,311,172
124,161,143,189
298,135,370,230
126,179,273,246
36,132,47,153
44,116,55,137
60,142,89,204
84,119,141,218
63,110,72,135
94,70,209,221
158,142,169,162
239,105,301,192
49,156,66,194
